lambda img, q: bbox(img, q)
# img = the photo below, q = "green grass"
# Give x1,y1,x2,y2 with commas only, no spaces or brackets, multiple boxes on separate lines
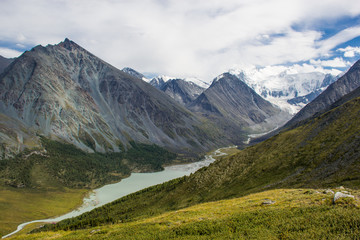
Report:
0,186,87,237
10,188,360,239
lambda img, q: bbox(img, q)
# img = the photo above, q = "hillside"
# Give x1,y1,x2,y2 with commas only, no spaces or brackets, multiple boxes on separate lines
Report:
14,188,360,239
35,84,360,233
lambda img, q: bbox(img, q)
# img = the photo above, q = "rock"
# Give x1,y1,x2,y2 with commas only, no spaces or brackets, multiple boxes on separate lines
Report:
338,186,345,190
323,189,334,194
90,229,100,234
333,192,354,203
261,199,276,205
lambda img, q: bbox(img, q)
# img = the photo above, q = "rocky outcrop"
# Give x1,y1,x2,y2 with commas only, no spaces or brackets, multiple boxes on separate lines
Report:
333,192,355,203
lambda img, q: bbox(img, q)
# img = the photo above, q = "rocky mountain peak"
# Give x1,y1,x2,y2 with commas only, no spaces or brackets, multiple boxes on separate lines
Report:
58,38,81,51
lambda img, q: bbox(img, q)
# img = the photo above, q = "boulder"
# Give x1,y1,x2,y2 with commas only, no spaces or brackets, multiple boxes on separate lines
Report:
333,192,354,203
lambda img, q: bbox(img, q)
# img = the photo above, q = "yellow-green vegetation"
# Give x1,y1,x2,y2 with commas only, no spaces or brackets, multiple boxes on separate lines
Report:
0,186,86,237
0,137,177,236
36,96,360,233
10,188,360,239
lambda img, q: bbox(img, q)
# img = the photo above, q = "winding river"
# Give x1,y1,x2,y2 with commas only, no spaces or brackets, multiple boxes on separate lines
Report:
3,147,234,239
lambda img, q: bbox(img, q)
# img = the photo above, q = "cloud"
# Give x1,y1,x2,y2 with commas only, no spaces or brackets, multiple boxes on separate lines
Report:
337,46,360,57
310,57,352,68
0,47,22,58
0,0,360,80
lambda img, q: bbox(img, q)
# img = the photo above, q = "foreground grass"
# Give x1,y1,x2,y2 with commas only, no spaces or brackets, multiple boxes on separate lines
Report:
0,186,86,237
10,188,360,239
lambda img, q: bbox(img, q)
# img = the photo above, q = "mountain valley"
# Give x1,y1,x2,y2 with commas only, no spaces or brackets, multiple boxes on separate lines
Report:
0,39,359,239
24,60,360,239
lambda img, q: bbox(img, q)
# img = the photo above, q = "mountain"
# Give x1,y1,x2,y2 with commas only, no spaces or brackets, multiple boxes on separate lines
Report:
183,77,210,89
283,59,360,128
0,55,14,74
188,73,291,142
121,67,148,81
159,79,205,106
229,68,338,114
0,38,224,159
38,77,360,233
149,75,172,89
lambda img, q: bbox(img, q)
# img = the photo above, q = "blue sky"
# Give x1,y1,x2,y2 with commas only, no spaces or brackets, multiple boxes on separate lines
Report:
0,0,360,81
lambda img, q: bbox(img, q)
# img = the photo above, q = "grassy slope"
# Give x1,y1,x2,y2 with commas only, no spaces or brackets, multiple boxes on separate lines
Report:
37,96,360,232
11,188,360,239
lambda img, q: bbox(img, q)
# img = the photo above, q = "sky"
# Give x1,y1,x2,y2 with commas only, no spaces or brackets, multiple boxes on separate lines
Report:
0,0,360,81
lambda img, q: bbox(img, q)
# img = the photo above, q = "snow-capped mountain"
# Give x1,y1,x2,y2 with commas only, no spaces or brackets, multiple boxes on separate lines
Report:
149,75,174,89
183,77,210,89
228,66,340,114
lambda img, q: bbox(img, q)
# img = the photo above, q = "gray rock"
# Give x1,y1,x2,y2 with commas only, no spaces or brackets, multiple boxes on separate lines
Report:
333,192,354,203
261,199,276,205
323,189,334,194
160,79,205,106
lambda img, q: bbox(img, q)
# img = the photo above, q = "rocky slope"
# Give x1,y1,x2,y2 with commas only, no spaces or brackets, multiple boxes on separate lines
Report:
160,79,205,106
188,73,291,143
0,39,224,158
0,55,14,74
121,67,147,81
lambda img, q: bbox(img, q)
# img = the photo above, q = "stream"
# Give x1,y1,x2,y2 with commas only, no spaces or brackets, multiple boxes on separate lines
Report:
3,146,234,239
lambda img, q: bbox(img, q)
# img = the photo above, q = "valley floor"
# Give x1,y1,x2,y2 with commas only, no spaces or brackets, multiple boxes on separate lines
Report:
9,188,360,240
0,186,87,237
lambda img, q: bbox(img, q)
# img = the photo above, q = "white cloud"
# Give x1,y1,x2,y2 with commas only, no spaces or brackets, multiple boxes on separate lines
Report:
0,47,22,58
310,57,352,68
337,46,360,57
317,26,360,55
0,0,359,80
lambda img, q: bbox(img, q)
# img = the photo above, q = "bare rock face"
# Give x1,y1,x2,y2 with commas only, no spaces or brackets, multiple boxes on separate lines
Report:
0,55,14,74
188,73,291,143
0,38,223,158
160,79,205,106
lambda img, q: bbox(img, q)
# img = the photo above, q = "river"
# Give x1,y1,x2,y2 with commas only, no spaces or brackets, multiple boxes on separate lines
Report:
2,146,234,239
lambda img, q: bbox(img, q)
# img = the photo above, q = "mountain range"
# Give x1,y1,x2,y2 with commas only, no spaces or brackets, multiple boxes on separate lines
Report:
0,39,225,159
0,39,295,160
229,68,338,114
33,58,360,236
